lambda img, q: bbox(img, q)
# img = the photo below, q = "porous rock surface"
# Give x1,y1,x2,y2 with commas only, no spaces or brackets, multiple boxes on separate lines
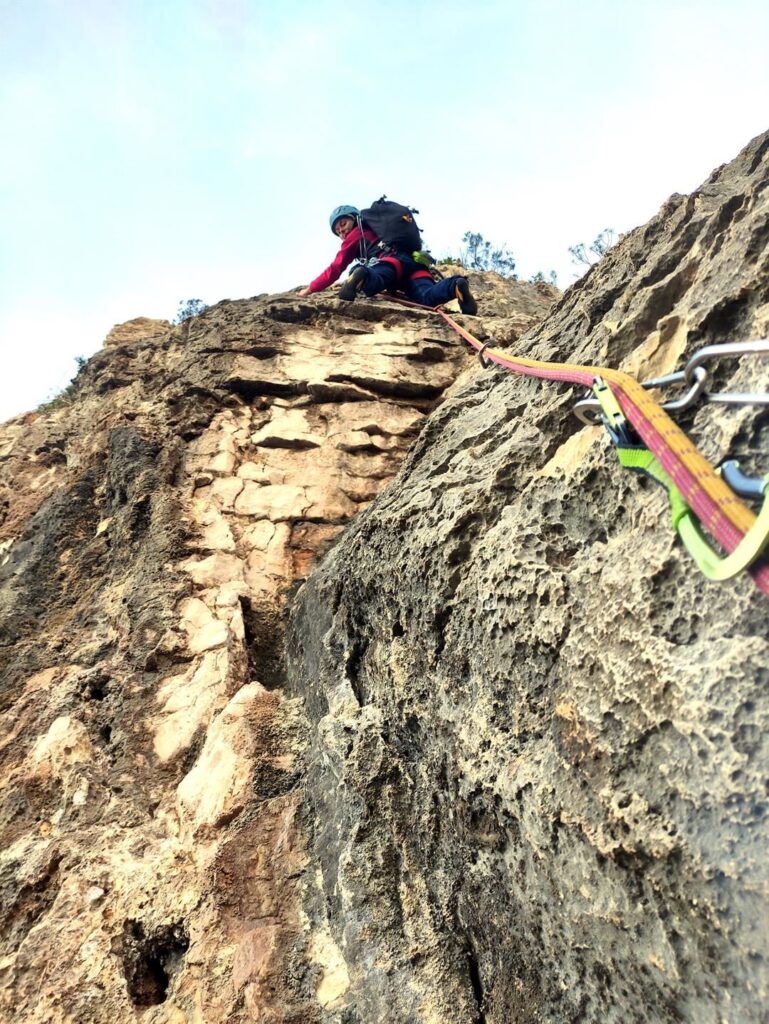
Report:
0,277,554,1022
288,132,769,1022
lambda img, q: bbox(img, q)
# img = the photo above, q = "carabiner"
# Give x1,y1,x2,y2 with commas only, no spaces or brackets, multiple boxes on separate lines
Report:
720,460,767,501
477,342,492,369
572,366,708,426
684,339,769,407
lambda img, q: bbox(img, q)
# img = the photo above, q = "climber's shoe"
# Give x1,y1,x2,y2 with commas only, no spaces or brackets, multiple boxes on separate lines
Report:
339,266,368,302
455,278,478,315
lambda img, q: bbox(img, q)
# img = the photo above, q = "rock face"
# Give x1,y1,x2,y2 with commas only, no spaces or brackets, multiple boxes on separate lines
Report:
288,132,769,1022
2,131,769,1024
0,278,554,1021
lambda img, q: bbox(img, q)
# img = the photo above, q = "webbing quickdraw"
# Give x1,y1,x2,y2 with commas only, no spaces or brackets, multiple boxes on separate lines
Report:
591,376,769,581
376,293,769,595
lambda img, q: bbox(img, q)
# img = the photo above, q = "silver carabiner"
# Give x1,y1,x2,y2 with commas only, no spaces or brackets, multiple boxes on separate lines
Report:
572,365,708,423
571,339,769,426
707,391,769,406
477,342,492,369
573,396,603,426
640,370,685,389
684,339,769,406
657,365,709,412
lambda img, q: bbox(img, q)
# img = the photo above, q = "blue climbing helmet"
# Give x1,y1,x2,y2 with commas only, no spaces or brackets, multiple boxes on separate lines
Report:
329,205,359,235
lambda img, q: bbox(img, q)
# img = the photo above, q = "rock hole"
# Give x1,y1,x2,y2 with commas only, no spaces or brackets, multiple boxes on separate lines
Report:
114,920,189,1007
434,605,452,655
240,596,287,689
344,636,368,705
466,947,487,1023
81,674,109,701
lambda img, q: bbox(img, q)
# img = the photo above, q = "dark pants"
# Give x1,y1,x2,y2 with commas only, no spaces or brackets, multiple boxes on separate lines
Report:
361,258,464,308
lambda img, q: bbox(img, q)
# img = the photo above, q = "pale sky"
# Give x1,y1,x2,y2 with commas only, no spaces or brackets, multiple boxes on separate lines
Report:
2,0,769,420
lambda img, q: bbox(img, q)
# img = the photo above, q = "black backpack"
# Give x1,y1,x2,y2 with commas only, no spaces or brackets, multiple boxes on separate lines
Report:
360,196,423,253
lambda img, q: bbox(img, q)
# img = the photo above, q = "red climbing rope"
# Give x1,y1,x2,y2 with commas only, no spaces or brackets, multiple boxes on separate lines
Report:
383,294,769,595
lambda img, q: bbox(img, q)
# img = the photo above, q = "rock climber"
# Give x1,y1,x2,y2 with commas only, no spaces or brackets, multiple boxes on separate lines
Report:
297,205,478,314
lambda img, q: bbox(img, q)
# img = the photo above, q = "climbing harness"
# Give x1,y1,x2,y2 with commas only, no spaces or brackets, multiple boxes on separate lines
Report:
355,214,442,280
381,293,769,595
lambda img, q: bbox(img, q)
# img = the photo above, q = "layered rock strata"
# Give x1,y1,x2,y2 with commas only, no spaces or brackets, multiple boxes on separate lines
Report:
288,133,769,1022
0,280,554,1022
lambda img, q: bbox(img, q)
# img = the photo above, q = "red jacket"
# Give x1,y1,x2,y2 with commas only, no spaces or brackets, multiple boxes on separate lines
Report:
309,225,379,293
308,225,431,293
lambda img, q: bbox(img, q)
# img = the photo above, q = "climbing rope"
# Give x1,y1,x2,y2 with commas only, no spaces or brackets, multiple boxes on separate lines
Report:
382,293,769,595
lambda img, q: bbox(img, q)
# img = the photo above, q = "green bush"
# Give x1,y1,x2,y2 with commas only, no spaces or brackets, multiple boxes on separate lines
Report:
173,299,208,325
461,232,517,278
568,229,616,268
529,270,558,286
37,355,88,413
